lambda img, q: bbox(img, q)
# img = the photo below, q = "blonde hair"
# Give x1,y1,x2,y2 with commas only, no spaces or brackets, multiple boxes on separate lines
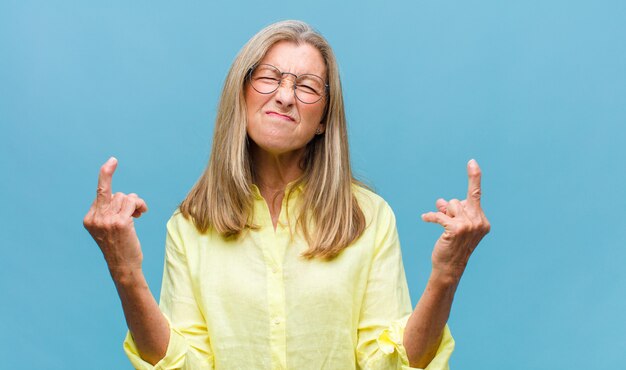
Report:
179,20,366,260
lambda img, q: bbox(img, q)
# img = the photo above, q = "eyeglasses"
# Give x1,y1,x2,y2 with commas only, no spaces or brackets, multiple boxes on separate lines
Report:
248,64,328,104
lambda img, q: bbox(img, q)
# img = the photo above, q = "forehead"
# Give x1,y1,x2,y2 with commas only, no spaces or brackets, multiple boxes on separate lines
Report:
260,40,326,78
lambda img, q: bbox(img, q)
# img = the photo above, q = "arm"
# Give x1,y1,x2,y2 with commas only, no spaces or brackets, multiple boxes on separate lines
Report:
83,157,170,365
123,212,215,370
113,269,170,365
355,198,454,370
403,159,491,367
403,273,457,368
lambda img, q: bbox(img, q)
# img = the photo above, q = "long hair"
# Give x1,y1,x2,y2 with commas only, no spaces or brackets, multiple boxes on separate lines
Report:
179,20,366,260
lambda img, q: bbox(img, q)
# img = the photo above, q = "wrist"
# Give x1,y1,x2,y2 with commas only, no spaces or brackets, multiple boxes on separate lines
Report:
109,265,145,286
429,268,463,290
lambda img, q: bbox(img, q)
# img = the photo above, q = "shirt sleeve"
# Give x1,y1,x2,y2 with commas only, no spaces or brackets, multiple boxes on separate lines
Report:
355,201,455,370
123,212,215,370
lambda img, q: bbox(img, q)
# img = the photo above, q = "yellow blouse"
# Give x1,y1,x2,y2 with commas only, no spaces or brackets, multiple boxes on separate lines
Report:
123,185,454,369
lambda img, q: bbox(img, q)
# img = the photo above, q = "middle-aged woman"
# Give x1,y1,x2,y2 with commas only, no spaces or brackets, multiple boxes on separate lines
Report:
84,20,490,369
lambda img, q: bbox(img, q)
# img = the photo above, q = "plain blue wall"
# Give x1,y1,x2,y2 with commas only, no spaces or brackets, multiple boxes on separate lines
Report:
2,1,625,369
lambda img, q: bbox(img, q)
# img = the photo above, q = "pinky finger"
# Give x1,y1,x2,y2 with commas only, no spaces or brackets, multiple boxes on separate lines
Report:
127,194,148,218
421,211,452,227
132,198,148,218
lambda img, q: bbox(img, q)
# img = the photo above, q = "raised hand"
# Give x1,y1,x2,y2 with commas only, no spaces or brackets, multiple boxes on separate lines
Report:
421,159,491,282
83,157,148,278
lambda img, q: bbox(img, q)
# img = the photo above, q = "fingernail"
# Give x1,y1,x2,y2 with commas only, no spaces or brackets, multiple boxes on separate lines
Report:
468,158,477,166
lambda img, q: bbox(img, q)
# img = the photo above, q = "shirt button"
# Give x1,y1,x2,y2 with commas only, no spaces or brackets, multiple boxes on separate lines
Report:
271,266,279,274
273,318,281,326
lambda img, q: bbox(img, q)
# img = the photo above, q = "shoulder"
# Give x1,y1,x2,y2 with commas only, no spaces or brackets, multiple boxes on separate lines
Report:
351,184,401,256
351,183,396,227
166,208,202,238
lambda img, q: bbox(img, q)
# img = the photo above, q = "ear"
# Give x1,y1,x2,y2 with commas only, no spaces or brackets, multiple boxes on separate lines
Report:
316,124,325,135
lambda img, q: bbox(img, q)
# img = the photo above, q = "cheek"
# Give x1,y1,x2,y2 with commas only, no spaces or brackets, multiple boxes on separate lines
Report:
244,86,259,114
245,88,267,126
303,102,326,125
299,97,324,117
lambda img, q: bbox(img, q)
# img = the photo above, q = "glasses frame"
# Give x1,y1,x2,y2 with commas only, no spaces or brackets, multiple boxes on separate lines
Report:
247,63,329,104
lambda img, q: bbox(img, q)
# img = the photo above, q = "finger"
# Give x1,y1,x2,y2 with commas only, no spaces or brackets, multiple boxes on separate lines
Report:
128,194,148,218
466,159,482,207
83,208,95,230
436,198,448,214
96,157,118,205
132,207,146,218
120,196,139,219
110,192,125,213
421,211,452,227
447,199,463,217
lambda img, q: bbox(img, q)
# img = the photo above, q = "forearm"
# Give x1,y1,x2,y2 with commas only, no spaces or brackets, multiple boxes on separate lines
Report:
403,271,459,368
112,268,170,365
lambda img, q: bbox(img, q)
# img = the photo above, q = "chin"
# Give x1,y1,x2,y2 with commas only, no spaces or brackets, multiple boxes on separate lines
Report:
251,137,306,157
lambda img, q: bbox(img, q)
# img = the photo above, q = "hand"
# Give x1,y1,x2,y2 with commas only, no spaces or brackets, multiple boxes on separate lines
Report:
83,157,148,278
421,159,491,283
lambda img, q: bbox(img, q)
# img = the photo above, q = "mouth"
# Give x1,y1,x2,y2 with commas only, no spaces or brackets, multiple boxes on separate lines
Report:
266,111,296,122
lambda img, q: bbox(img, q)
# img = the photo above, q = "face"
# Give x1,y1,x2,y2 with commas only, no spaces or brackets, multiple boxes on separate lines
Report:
245,40,327,157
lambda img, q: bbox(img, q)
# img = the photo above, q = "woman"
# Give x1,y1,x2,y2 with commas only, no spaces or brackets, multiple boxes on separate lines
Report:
84,20,490,369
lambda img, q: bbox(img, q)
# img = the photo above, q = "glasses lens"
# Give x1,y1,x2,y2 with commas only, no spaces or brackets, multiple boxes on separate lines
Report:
250,64,326,104
295,75,325,104
250,65,281,94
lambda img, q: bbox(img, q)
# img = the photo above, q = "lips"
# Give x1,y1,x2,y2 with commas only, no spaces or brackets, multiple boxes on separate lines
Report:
266,111,295,122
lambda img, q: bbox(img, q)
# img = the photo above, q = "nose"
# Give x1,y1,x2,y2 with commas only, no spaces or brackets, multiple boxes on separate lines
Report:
274,76,296,107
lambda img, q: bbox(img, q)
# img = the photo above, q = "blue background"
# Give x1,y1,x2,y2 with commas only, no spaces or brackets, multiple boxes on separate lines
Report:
1,1,625,369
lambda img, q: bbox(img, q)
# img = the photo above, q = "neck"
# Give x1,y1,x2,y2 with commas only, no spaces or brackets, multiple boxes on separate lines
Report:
250,142,306,229
250,142,305,194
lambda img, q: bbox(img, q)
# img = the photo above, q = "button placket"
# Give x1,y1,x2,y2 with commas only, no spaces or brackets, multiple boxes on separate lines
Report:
265,224,288,369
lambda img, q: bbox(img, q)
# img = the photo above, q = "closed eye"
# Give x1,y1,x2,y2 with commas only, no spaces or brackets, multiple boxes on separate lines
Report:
296,84,318,94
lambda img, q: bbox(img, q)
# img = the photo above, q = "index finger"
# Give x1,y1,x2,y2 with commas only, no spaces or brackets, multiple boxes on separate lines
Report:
96,157,118,204
466,158,482,207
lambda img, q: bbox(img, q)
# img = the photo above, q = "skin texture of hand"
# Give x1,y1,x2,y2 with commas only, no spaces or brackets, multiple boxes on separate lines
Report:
83,157,148,277
421,159,491,283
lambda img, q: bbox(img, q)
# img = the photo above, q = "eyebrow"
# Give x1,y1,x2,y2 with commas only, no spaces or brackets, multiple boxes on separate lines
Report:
259,63,326,80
